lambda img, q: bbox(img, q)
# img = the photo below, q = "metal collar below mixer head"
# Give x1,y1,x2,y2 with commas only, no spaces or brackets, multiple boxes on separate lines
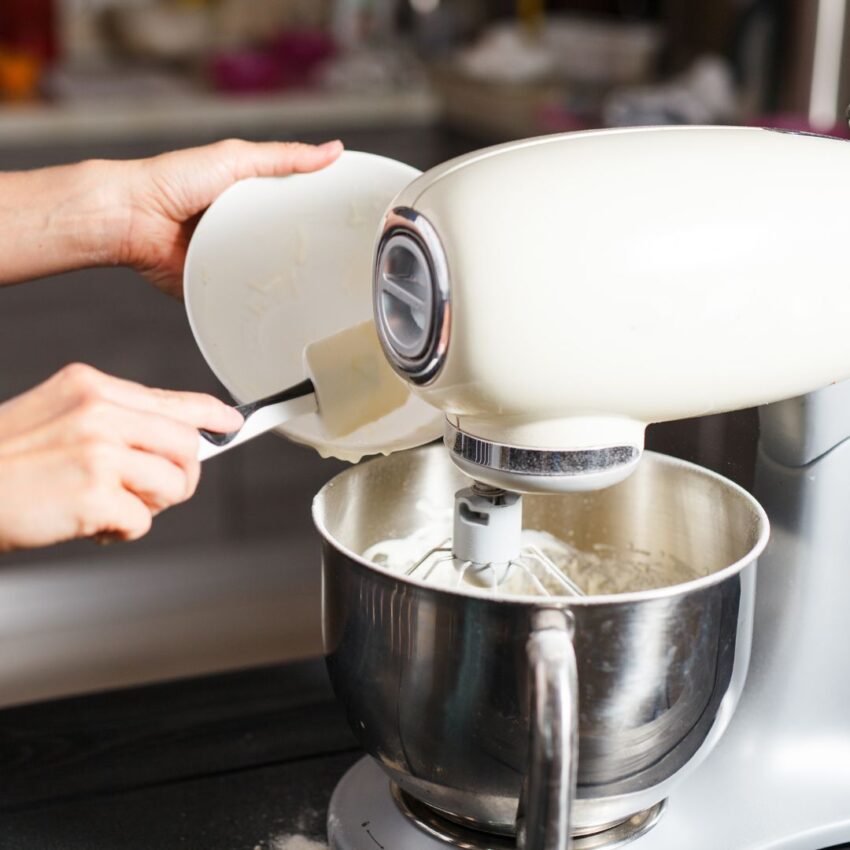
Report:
444,422,642,493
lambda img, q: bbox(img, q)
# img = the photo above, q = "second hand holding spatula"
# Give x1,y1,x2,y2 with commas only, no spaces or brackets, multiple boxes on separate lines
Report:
197,320,408,461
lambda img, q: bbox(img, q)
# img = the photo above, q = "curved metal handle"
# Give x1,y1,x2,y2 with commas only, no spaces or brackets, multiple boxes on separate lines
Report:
518,608,578,850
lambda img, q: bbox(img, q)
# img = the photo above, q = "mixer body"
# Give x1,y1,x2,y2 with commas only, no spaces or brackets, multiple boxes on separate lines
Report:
316,446,765,835
373,126,850,492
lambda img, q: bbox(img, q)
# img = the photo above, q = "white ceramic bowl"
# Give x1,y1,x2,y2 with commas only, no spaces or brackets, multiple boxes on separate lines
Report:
184,150,443,461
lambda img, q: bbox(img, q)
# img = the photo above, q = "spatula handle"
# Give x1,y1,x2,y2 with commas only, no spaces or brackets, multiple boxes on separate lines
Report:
198,379,316,461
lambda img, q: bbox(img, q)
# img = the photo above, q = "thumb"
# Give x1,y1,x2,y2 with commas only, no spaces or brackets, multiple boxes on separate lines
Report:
140,138,345,224
218,139,344,181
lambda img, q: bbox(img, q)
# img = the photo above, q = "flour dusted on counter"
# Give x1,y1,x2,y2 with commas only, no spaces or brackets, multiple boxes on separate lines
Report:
260,836,328,850
363,523,701,597
271,837,327,850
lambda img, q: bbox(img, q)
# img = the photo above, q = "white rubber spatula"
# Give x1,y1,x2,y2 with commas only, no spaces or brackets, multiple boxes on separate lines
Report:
197,320,408,461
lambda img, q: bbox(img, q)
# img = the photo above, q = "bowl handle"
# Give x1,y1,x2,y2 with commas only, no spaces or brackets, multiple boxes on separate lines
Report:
517,608,578,850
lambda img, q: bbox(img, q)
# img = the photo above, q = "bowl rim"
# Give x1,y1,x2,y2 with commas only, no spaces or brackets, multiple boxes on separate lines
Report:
311,444,770,607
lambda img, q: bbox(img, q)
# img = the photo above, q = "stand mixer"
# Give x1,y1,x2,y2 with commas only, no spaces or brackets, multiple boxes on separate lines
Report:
183,126,850,850
318,126,850,850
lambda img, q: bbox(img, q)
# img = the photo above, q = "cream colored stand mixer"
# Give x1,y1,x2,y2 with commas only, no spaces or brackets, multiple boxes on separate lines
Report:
183,125,850,850
317,126,850,850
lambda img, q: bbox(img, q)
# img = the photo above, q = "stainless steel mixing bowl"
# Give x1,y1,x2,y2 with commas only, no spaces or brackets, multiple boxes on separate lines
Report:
314,445,768,847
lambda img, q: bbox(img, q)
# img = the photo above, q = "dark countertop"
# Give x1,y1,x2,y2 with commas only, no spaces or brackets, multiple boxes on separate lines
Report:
0,660,361,849
4,659,849,850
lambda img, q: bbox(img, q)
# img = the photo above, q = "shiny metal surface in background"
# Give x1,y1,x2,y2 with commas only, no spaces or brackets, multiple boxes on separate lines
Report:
315,446,767,834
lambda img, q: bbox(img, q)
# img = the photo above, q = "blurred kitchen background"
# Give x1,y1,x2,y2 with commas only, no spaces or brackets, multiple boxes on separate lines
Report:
0,0,846,707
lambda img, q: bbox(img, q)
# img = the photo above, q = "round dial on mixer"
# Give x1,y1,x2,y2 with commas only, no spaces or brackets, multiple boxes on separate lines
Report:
374,207,450,385
376,233,434,359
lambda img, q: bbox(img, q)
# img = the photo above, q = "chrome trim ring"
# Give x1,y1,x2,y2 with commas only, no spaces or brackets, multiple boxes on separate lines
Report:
374,207,451,386
444,422,641,479
391,783,667,850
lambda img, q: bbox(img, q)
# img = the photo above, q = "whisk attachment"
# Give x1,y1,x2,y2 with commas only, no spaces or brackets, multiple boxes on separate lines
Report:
454,484,522,565
400,484,585,597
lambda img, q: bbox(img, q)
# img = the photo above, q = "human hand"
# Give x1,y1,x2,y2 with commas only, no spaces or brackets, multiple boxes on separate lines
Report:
113,139,343,297
0,363,242,551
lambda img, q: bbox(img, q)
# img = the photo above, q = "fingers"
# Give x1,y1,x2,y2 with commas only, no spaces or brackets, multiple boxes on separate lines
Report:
118,447,198,511
52,363,243,433
90,404,201,469
0,364,217,551
0,366,225,482
219,139,344,181
75,441,197,536
120,138,343,297
65,403,202,497
52,367,210,505
79,483,154,543
160,138,344,196
0,447,157,550
0,363,224,441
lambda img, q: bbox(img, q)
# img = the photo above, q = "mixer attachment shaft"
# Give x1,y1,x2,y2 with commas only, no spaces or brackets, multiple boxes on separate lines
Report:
403,484,584,597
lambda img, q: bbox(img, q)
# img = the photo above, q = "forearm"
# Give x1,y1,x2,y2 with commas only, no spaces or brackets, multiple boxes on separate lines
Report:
0,139,341,294
0,159,126,285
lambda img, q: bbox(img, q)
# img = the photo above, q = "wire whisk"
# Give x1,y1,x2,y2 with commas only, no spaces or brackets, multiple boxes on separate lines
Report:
383,485,586,598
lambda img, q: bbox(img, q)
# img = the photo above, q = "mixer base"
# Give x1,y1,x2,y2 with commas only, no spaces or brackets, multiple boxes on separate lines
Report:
327,757,664,850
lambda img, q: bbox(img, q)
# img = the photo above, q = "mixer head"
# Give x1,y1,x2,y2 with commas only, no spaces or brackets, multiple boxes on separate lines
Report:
373,206,642,494
373,126,850,495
